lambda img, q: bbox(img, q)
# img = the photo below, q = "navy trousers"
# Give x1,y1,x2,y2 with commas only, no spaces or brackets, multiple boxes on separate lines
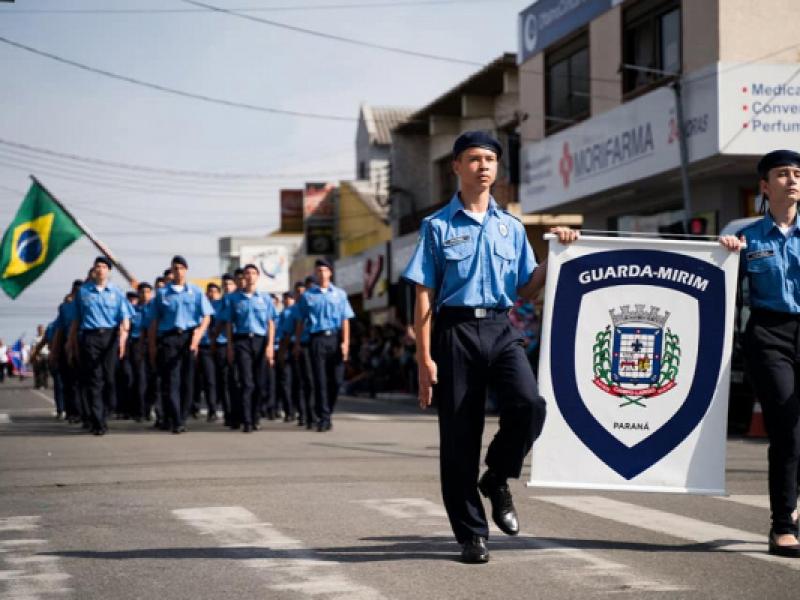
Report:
432,309,546,544
745,309,800,535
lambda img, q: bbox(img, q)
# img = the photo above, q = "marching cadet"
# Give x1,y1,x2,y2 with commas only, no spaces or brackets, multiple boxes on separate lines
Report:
115,291,140,419
402,131,577,563
129,282,153,422
218,263,276,433
67,257,134,436
293,260,354,432
31,323,58,415
148,256,213,434
234,268,245,291
276,291,299,423
720,149,800,557
213,273,237,427
50,280,84,424
285,281,315,428
195,282,221,422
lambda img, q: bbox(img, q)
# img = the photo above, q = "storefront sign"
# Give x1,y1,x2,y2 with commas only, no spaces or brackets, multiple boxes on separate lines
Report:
518,0,621,63
521,67,718,213
530,235,739,493
239,244,290,294
719,62,800,154
280,189,304,233
305,219,335,256
362,243,389,311
303,182,336,219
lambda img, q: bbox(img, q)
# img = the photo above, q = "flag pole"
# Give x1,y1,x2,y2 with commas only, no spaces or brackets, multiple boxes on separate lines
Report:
29,175,137,286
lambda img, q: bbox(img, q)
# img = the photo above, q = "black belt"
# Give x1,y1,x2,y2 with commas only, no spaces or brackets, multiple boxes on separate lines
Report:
310,329,338,339
233,333,265,340
437,306,509,321
83,327,115,335
162,327,194,337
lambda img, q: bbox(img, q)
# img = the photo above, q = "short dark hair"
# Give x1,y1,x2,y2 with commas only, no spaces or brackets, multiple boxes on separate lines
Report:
221,273,233,282
242,263,260,274
137,282,153,291
206,282,221,292
233,268,244,277
155,276,165,286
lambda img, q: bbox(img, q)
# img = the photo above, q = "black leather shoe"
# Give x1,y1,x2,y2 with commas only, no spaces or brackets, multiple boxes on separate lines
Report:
768,530,800,557
172,425,186,434
478,471,519,536
460,536,489,564
242,424,253,433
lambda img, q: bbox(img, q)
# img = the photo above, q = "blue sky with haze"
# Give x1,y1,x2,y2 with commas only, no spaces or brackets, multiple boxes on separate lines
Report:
0,0,531,342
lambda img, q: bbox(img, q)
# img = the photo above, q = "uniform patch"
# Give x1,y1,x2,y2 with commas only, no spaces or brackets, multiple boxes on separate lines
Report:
747,249,775,260
444,234,470,247
498,223,509,237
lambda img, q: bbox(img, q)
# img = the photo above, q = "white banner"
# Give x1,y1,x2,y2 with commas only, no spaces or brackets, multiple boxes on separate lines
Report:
529,235,739,494
240,245,290,294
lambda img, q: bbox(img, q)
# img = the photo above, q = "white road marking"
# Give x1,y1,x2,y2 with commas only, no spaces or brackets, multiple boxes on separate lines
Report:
0,414,9,424
717,495,771,510
535,495,800,571
173,506,385,600
356,497,685,592
30,390,55,408
0,516,72,598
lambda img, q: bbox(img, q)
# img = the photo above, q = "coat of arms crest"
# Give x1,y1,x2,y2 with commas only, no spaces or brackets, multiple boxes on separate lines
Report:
592,304,681,407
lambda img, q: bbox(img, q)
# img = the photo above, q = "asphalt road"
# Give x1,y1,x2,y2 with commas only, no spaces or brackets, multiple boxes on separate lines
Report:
0,378,797,599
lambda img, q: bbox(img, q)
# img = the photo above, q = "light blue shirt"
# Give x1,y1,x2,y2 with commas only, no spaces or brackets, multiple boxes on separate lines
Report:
295,284,355,334
402,194,537,310
152,283,214,333
130,304,146,339
75,281,134,330
285,301,310,344
56,300,78,332
276,304,298,343
739,212,800,313
217,290,275,336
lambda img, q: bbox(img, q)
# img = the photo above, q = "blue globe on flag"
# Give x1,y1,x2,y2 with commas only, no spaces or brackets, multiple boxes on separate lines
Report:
16,229,43,264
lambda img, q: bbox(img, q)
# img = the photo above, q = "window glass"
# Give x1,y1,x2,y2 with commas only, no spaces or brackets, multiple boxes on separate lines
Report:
661,8,681,75
545,33,590,133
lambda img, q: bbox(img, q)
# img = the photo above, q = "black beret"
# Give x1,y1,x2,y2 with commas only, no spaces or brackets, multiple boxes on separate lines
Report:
171,255,188,269
242,263,260,274
94,256,113,269
233,268,244,277
221,273,234,282
71,279,84,289
452,130,502,160
304,275,315,286
314,258,333,269
137,281,153,291
757,149,800,179
126,291,138,301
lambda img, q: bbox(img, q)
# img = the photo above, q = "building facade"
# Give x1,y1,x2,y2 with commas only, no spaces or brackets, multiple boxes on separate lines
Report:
518,0,800,234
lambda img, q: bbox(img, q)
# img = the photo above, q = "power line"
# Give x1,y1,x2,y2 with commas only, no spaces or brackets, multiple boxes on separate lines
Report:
0,0,506,14
0,137,354,181
0,35,357,122
183,0,484,67
0,145,352,195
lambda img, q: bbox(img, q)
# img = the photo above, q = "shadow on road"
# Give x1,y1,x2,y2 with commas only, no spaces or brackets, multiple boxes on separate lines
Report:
44,533,754,565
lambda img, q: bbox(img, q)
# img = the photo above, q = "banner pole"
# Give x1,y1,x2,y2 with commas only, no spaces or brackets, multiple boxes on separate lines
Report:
29,175,137,285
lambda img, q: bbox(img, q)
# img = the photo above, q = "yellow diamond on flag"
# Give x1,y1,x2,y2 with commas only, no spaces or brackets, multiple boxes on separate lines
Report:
2,213,54,278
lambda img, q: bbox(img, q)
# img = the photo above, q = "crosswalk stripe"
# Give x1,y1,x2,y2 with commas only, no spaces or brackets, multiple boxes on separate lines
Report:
173,506,386,600
354,497,686,592
534,495,800,571
0,414,9,424
718,495,771,510
0,516,72,598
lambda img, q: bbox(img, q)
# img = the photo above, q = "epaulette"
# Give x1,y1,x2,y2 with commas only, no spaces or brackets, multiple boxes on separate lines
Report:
501,209,523,223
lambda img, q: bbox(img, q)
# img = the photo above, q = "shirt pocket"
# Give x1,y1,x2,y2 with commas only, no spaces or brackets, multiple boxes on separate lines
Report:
443,241,474,279
493,240,516,282
746,253,779,274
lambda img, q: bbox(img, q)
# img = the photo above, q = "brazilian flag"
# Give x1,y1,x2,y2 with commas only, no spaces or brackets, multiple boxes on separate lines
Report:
0,180,83,299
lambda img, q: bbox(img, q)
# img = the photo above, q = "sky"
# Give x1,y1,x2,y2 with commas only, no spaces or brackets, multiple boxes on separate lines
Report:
0,0,534,342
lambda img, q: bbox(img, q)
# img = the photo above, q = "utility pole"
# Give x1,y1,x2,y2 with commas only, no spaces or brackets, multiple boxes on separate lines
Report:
621,64,693,234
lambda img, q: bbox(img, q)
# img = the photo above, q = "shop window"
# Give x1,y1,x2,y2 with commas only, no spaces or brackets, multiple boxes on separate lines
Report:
623,0,681,97
545,32,590,135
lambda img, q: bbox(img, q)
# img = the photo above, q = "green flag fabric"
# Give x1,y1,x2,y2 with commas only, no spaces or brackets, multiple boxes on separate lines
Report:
0,180,83,299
